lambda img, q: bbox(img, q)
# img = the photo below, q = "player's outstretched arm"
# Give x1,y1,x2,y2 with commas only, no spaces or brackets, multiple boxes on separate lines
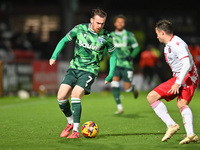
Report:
49,36,70,64
105,50,117,84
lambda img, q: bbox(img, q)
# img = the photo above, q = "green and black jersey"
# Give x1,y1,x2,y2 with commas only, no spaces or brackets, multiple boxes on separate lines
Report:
111,29,140,69
51,23,115,76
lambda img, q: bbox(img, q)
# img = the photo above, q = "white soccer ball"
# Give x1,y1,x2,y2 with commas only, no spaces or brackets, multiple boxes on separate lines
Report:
18,90,30,99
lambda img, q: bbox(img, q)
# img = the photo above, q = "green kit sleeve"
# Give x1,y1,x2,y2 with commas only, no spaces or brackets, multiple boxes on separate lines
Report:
50,25,79,60
50,36,70,60
129,32,140,58
105,50,117,82
131,46,140,58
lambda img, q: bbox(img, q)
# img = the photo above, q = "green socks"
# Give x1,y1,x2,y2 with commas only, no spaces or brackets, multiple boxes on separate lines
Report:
57,99,72,117
112,87,121,104
71,98,82,123
111,81,121,105
58,98,81,132
71,98,81,132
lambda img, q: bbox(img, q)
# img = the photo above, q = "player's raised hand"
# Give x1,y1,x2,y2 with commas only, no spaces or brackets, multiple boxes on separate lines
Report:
49,59,56,66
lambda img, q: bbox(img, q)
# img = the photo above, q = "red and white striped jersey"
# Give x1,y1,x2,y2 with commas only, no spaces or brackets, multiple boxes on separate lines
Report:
164,35,198,84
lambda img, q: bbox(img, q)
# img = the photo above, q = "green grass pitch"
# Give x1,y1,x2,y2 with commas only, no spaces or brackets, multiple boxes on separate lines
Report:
0,90,200,150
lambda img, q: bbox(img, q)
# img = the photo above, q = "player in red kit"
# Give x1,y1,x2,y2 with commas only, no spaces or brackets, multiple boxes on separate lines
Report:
147,20,199,144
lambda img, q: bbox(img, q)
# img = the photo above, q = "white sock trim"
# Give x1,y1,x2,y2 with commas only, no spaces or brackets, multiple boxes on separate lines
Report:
71,98,81,103
57,99,68,104
117,104,123,110
111,81,119,88
73,123,80,132
66,115,73,125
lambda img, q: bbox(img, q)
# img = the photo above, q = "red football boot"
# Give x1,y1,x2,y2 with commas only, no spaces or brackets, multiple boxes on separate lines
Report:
60,123,73,137
67,130,81,139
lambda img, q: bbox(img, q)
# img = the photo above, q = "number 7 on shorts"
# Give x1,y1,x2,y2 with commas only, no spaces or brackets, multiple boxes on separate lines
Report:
85,76,93,87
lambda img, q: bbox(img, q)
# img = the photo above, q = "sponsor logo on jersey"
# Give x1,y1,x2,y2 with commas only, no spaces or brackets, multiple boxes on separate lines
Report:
79,40,101,51
98,37,103,43
168,46,171,53
123,36,127,40
114,43,127,48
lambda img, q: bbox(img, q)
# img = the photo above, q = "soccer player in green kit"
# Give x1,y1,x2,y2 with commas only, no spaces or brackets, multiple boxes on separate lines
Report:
49,8,116,138
111,15,140,114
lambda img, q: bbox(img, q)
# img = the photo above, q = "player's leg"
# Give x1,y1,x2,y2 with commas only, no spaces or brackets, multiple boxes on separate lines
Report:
67,85,85,138
111,76,123,114
122,69,138,98
123,81,131,90
67,71,95,138
177,99,194,135
177,99,198,144
58,69,77,137
71,85,85,133
177,79,199,144
57,84,74,137
124,81,138,98
111,66,123,114
147,79,180,142
147,90,176,128
57,84,73,119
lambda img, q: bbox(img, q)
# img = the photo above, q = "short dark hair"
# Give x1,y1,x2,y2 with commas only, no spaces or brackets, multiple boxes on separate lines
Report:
156,20,173,35
91,8,107,18
114,14,126,23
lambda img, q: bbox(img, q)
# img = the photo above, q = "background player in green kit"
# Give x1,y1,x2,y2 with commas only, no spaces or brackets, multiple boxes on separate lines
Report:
49,8,116,139
111,15,140,114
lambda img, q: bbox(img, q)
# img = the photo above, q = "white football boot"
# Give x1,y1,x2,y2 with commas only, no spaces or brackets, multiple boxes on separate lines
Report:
179,134,199,145
162,123,180,142
115,109,124,115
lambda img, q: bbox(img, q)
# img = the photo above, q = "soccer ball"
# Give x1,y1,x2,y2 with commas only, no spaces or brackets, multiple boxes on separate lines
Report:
81,121,99,138
18,90,30,99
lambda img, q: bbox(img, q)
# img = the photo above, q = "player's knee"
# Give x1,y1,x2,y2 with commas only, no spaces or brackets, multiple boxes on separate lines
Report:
57,91,68,101
146,93,151,102
111,81,119,88
147,91,160,104
57,95,66,101
147,91,155,104
177,100,188,110
57,89,69,101
71,86,85,98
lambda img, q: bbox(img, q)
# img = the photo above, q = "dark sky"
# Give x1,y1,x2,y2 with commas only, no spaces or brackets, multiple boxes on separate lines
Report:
3,0,199,11
80,0,197,10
